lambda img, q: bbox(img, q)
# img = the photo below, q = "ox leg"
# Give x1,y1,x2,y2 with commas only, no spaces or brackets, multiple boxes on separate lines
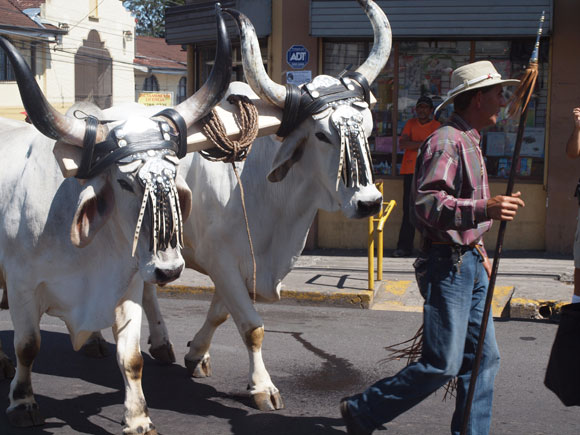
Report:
113,296,156,435
6,309,44,427
142,282,175,364
0,336,16,381
80,330,110,358
244,324,284,411
184,292,229,377
211,275,284,411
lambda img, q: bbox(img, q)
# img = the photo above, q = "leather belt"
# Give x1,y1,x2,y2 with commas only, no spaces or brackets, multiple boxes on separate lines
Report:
421,237,479,252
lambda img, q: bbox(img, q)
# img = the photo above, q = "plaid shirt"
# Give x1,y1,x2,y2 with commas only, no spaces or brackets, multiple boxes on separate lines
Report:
411,112,492,251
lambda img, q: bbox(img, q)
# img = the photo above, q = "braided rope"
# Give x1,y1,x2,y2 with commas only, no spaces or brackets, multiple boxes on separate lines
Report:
200,94,259,163
199,94,260,303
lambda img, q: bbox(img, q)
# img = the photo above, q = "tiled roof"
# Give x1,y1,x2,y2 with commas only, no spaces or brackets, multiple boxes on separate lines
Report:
0,0,42,29
10,0,43,9
135,35,187,71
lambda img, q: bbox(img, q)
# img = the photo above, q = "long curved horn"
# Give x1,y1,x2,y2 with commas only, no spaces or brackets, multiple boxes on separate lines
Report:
354,0,392,85
173,3,232,127
0,36,106,145
223,8,286,108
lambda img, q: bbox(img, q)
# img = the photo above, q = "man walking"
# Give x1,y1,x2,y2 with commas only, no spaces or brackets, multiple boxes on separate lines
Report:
393,95,440,257
340,60,525,435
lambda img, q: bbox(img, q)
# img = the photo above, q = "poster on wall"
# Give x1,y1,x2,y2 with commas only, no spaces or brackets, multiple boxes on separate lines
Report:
138,92,173,106
521,127,545,157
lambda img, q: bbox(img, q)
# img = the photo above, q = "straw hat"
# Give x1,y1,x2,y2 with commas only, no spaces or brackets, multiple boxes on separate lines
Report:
435,60,519,114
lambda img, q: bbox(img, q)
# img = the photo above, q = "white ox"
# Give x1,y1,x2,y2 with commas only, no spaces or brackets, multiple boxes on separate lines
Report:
0,9,231,433
137,0,392,411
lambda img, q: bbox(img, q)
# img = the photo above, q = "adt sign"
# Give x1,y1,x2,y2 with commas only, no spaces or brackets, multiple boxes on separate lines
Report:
286,45,309,69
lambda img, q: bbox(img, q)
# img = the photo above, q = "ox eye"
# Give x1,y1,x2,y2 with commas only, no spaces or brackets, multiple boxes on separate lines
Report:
315,132,332,144
117,179,134,193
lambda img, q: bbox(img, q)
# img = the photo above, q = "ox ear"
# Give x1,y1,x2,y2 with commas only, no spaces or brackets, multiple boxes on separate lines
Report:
176,175,192,222
70,178,115,248
267,130,308,183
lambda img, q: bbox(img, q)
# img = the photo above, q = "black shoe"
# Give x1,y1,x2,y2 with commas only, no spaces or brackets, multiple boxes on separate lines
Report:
392,248,412,258
339,397,373,435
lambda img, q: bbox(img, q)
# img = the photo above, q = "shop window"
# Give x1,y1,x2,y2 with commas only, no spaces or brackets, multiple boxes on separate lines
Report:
143,75,159,92
475,39,549,182
323,37,548,183
197,39,268,91
395,41,471,175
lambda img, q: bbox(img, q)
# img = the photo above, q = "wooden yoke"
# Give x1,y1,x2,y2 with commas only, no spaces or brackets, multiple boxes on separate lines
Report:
53,94,283,178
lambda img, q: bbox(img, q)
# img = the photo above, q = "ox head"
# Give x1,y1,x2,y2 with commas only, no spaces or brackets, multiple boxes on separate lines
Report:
224,0,391,219
0,5,232,284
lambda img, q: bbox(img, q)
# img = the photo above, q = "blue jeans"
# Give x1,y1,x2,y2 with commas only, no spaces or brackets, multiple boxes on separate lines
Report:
347,245,500,434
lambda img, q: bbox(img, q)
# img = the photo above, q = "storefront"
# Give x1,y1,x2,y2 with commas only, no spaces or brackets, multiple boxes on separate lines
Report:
316,0,552,251
167,0,580,253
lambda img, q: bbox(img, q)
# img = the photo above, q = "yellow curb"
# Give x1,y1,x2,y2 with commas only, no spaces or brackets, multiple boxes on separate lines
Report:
280,289,374,309
492,286,514,318
157,284,374,309
510,297,568,319
157,284,215,297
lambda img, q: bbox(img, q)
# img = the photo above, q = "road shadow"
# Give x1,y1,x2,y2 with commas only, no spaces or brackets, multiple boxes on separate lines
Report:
0,329,349,434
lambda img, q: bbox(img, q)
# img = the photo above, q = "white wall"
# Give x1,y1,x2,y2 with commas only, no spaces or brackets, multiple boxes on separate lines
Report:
0,0,135,118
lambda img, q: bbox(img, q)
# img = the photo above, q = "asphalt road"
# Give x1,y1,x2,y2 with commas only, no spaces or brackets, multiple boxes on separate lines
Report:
0,298,578,434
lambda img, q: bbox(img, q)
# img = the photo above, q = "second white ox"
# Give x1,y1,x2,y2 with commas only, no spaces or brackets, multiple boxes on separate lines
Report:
137,0,392,411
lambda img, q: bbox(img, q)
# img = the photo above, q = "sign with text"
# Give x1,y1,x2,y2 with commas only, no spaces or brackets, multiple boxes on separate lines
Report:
138,92,173,106
286,70,312,86
286,45,309,69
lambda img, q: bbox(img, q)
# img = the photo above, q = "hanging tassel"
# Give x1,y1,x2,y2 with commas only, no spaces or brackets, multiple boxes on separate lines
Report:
507,11,544,118
132,181,151,257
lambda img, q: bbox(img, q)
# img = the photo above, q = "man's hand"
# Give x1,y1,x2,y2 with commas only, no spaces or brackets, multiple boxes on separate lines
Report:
486,191,525,221
566,107,580,158
573,107,580,129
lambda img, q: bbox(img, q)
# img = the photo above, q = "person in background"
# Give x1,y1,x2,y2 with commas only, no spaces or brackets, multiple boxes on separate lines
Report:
565,106,580,304
340,60,525,435
392,96,440,257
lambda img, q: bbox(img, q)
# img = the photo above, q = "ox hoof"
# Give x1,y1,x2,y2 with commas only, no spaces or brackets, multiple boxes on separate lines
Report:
6,403,45,427
149,342,176,365
81,336,109,359
0,357,16,380
251,391,285,411
185,355,212,378
123,424,157,435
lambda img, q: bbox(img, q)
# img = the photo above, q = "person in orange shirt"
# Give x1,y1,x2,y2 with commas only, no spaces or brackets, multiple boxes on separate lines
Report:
392,96,441,257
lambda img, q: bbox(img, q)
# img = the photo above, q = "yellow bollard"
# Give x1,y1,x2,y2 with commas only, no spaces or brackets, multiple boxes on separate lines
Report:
368,180,396,291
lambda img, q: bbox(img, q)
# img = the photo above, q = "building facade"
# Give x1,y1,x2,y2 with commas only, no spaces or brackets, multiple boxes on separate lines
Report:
134,35,187,107
169,0,577,254
0,0,136,119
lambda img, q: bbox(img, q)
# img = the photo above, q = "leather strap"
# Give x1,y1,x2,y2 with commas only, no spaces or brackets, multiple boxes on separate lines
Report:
154,108,188,158
343,71,371,105
276,84,301,138
275,76,368,138
76,116,99,179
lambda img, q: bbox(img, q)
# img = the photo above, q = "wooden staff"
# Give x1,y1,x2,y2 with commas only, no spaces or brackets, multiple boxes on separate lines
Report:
460,12,545,435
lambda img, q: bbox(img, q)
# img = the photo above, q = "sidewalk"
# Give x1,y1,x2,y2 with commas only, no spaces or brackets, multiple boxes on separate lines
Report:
158,249,575,320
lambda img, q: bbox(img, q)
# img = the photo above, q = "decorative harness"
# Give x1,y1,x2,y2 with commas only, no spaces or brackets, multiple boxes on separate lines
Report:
75,108,188,257
276,71,374,190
